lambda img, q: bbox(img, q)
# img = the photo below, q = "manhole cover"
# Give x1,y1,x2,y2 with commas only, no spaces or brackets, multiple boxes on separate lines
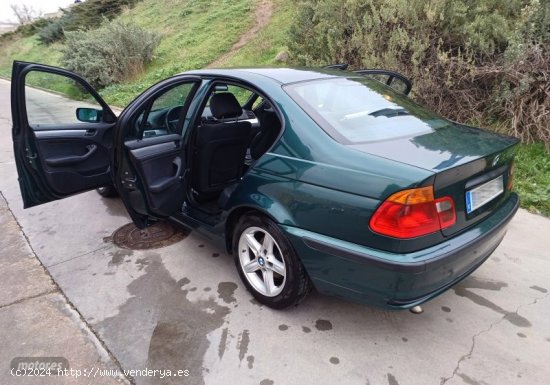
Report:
110,221,189,250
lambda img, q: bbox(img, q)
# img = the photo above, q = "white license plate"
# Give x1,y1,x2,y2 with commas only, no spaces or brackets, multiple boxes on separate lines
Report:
465,175,504,214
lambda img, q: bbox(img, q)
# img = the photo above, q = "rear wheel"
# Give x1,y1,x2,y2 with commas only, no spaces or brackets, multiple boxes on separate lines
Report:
96,185,118,198
233,214,312,309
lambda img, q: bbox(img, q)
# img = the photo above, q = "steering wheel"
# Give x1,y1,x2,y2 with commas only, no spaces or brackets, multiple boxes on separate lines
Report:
165,105,183,132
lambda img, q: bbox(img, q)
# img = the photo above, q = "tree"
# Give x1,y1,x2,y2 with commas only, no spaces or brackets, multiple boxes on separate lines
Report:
10,3,41,24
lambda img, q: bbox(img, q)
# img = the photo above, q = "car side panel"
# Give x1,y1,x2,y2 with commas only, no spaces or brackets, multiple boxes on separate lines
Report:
227,170,377,237
224,167,444,253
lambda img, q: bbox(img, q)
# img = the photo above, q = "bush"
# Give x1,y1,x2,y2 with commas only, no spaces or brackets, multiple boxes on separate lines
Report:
0,18,48,45
288,0,550,146
62,0,140,32
37,0,142,45
0,17,50,41
17,17,49,37
61,20,160,89
37,18,64,44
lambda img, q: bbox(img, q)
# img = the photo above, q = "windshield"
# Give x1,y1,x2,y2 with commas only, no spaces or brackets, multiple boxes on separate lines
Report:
284,77,450,144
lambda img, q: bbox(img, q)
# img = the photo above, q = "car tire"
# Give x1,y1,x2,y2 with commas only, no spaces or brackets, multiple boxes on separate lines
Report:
233,214,312,309
96,185,119,198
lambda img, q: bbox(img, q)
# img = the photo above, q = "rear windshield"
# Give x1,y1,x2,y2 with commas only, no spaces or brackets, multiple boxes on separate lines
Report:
283,77,450,144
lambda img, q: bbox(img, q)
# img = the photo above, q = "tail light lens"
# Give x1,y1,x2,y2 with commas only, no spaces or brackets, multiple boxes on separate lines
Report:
435,196,456,229
370,186,456,238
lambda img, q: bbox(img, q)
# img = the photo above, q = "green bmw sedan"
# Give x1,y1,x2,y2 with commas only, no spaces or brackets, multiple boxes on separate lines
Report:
11,61,519,309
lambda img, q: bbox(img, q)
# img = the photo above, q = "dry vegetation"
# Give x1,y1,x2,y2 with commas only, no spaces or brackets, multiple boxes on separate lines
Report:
289,0,550,147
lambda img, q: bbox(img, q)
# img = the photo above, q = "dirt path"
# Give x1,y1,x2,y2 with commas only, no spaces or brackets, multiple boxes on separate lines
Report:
207,0,274,68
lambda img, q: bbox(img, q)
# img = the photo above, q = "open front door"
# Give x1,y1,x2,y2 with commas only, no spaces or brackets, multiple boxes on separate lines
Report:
113,76,201,228
11,61,117,208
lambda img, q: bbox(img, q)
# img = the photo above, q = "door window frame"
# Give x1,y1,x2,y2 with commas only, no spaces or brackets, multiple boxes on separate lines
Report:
136,81,201,140
185,77,286,185
14,65,116,136
117,76,203,143
188,78,283,135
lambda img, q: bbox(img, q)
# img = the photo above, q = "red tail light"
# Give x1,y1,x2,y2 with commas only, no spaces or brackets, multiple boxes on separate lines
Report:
370,186,456,238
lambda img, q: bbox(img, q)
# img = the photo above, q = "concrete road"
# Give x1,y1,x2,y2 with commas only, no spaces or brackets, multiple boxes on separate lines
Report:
1,78,550,385
0,193,127,385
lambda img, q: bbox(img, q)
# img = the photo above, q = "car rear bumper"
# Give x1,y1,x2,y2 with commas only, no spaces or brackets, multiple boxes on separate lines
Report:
282,193,519,309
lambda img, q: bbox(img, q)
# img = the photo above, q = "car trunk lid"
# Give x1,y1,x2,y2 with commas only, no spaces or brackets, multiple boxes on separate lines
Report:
348,123,519,236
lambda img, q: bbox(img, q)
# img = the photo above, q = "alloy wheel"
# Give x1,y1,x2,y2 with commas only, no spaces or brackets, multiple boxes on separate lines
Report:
237,226,287,297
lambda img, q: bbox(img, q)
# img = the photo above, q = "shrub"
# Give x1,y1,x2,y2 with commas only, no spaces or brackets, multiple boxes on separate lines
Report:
288,0,550,146
0,18,48,45
61,20,160,89
62,0,141,32
37,18,65,44
37,0,142,45
15,17,49,37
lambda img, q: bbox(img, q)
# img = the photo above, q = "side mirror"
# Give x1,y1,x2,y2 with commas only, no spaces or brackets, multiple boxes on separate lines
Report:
76,107,103,123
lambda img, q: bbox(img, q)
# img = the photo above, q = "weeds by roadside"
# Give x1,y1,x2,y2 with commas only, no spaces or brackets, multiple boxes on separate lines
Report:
514,143,550,217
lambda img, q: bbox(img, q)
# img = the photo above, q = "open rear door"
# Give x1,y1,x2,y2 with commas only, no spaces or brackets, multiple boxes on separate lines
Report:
11,61,117,208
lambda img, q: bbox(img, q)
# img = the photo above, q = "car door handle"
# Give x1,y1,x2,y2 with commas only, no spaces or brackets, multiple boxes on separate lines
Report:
45,144,98,166
84,129,97,136
148,157,183,193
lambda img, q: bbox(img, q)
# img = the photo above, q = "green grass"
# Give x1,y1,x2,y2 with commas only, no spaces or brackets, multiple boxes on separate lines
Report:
217,0,295,67
0,0,258,105
100,0,256,106
0,0,291,105
514,143,550,217
0,34,62,78
96,0,294,106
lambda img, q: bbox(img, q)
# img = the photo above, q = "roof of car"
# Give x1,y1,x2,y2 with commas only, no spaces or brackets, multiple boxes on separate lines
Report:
184,67,343,85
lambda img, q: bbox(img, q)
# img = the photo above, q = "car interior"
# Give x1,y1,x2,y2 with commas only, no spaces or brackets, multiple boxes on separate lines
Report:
189,83,282,213
121,81,282,219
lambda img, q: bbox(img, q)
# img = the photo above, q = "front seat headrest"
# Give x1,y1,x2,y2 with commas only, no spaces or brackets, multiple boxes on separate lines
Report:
210,92,242,119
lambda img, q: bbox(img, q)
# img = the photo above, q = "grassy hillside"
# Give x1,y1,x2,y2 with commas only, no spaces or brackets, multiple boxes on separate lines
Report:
102,0,256,105
0,0,293,106
212,0,293,67
0,35,62,77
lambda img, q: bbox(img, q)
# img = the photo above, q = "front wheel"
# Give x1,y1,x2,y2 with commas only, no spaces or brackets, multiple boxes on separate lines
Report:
233,214,312,309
